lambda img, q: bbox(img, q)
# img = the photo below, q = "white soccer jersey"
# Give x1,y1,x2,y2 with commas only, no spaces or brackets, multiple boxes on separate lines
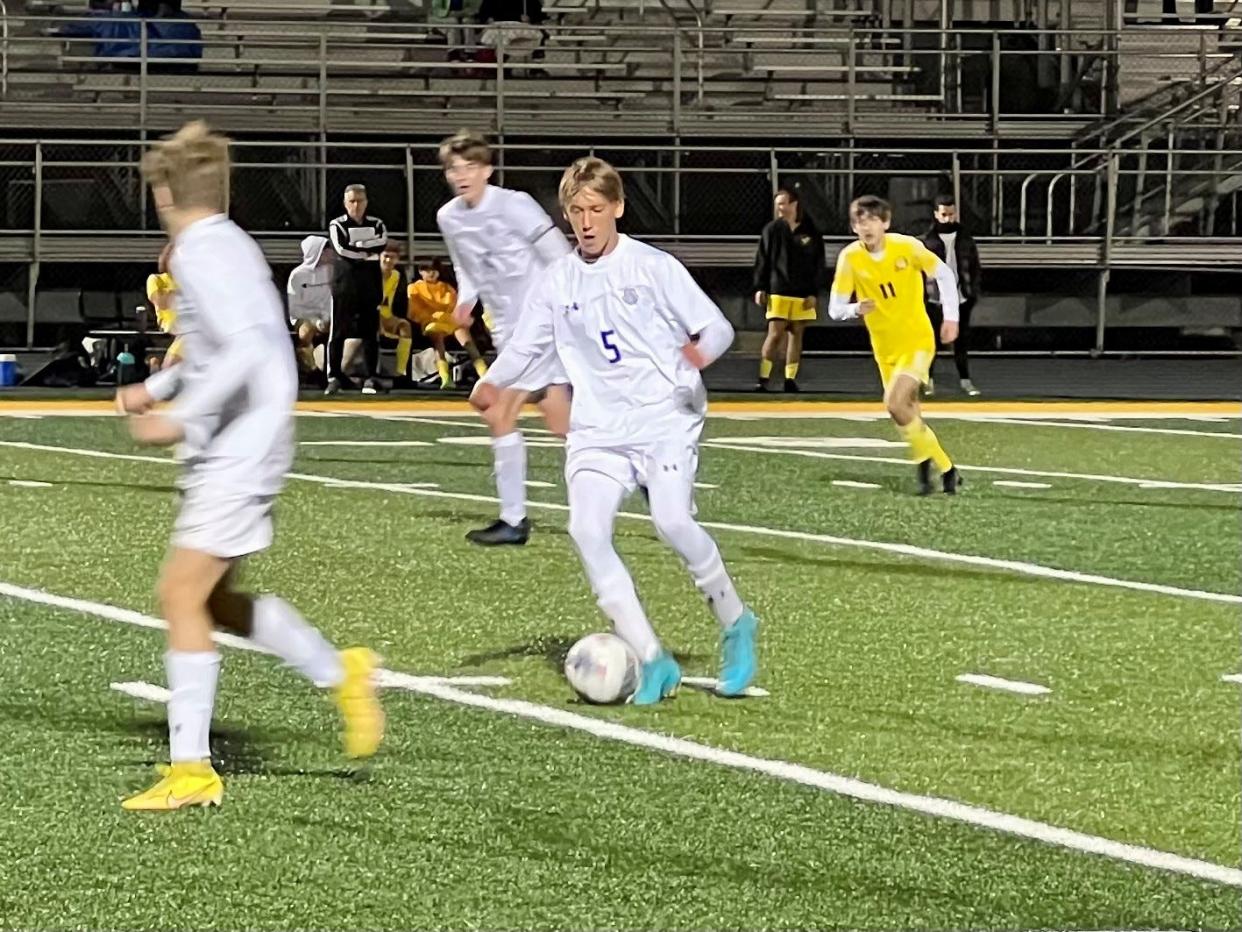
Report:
485,235,732,452
145,214,297,498
436,184,571,347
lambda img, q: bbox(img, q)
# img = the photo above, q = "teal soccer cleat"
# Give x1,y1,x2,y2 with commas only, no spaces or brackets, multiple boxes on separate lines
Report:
717,609,759,697
631,651,681,706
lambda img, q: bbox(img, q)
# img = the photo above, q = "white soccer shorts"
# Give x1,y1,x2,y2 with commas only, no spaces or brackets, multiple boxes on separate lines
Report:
172,487,277,559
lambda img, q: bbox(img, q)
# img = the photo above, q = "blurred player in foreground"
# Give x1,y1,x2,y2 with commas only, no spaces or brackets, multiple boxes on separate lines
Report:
437,130,572,546
114,121,383,811
472,157,759,704
828,195,962,495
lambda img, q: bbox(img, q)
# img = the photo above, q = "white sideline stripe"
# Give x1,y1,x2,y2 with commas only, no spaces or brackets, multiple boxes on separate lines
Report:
4,579,1238,890
993,480,1053,490
8,479,53,488
110,680,172,703
322,480,441,490
694,482,720,489
956,674,1051,696
300,440,433,447
525,480,556,489
1221,674,1242,685
703,440,1242,494
680,675,770,698
832,480,882,490
2,440,1240,607
951,416,1242,439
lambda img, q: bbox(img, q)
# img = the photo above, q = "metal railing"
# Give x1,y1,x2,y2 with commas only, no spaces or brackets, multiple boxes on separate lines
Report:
0,0,9,97
2,17,1239,135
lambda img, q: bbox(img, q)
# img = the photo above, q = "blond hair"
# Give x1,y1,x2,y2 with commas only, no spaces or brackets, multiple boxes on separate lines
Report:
141,120,230,213
558,157,624,209
438,130,492,168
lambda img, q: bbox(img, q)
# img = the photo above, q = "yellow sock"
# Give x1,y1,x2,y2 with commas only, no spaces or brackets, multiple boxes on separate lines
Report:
436,359,451,387
899,418,953,473
759,358,773,380
473,356,488,377
396,337,412,378
785,362,800,380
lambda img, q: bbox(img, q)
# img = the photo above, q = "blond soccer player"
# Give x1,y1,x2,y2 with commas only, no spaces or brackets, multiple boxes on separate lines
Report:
828,195,963,495
114,121,383,811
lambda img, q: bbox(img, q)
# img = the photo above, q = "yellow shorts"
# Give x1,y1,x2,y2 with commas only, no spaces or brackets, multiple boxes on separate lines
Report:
874,345,934,392
766,295,817,322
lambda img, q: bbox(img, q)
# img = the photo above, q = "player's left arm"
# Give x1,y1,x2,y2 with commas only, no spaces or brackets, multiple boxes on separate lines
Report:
513,191,571,266
915,241,960,341
660,256,734,370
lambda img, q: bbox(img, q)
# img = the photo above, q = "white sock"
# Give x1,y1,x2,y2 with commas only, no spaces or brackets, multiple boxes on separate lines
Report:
691,551,746,629
250,595,344,688
598,575,661,663
492,432,527,526
166,650,220,763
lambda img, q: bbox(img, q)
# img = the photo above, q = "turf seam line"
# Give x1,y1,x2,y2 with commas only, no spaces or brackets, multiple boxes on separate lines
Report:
2,579,1238,890
1,440,1238,606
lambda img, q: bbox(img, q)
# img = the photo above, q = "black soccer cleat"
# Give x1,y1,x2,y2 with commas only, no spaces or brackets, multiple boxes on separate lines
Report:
916,459,934,496
942,466,963,496
756,377,770,392
466,518,531,547
784,378,800,393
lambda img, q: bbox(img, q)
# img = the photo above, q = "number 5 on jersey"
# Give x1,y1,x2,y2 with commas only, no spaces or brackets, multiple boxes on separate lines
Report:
600,330,621,364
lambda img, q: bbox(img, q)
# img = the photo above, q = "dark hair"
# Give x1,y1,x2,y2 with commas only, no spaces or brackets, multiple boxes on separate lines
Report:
438,130,493,168
934,193,957,210
776,187,802,221
418,257,444,273
849,195,891,222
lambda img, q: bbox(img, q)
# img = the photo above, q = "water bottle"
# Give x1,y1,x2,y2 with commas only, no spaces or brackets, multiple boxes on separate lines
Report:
0,354,16,388
117,351,136,385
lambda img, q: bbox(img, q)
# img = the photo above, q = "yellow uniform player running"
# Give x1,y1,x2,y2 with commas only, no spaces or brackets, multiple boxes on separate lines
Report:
828,195,963,495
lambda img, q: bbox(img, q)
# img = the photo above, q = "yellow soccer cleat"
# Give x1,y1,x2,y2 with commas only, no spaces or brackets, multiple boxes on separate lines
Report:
121,761,223,812
335,648,384,760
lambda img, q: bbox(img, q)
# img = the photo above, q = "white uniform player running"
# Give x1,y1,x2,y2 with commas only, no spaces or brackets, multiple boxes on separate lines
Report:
472,156,760,705
436,131,573,547
114,122,383,811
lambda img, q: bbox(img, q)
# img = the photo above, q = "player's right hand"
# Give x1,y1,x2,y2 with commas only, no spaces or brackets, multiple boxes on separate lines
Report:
753,291,766,306
451,303,474,328
115,383,155,416
856,299,877,316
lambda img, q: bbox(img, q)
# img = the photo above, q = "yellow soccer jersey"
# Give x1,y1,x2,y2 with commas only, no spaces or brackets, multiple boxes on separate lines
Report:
146,272,177,335
831,233,939,351
379,269,402,319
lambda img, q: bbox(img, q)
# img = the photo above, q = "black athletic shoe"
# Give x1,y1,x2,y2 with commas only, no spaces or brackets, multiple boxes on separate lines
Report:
756,377,770,392
466,518,531,546
916,459,934,496
942,466,963,496
784,378,800,393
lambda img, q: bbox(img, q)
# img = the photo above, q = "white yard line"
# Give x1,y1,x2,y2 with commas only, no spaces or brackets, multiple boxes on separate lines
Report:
993,481,1053,490
1,578,1237,890
832,480,882,490
8,479,53,488
110,680,172,703
680,675,770,698
1221,674,1242,685
300,440,433,447
2,440,1239,607
956,674,1051,696
703,440,1242,494
945,416,1242,440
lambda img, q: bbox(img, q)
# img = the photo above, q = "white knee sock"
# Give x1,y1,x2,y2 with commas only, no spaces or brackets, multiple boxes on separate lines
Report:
648,469,746,629
166,650,221,763
492,432,527,526
250,595,344,688
569,470,662,662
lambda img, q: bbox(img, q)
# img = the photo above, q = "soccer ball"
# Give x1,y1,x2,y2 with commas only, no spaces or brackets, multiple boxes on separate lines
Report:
564,633,640,704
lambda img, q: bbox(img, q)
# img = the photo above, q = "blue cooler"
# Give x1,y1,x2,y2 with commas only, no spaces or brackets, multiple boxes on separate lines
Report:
0,354,16,387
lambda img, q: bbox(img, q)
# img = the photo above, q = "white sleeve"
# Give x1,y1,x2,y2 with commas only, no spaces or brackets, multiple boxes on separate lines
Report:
828,293,860,320
931,260,960,323
658,254,726,337
166,337,265,451
439,223,478,310
510,191,558,244
532,227,572,266
329,218,370,261
480,287,558,390
691,315,734,368
145,363,185,402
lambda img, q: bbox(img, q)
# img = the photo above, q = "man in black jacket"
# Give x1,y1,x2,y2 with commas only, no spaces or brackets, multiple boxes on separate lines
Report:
921,194,982,396
326,183,388,395
752,188,826,392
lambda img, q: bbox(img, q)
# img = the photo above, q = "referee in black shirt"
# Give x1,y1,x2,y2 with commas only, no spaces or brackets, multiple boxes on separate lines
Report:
326,183,388,395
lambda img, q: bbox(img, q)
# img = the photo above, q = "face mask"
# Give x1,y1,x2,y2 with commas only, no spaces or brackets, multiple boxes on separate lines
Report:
934,220,960,234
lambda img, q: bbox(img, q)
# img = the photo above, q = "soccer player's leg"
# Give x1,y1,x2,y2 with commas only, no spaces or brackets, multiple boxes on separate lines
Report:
643,438,757,696
380,316,413,382
758,307,789,390
208,570,383,761
122,546,230,811
430,333,452,388
956,298,980,395
566,456,679,705
882,350,958,495
454,325,489,378
537,383,570,438
467,387,531,546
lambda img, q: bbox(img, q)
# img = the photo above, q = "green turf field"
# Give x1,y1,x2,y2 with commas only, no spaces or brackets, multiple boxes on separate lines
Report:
0,406,1238,930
